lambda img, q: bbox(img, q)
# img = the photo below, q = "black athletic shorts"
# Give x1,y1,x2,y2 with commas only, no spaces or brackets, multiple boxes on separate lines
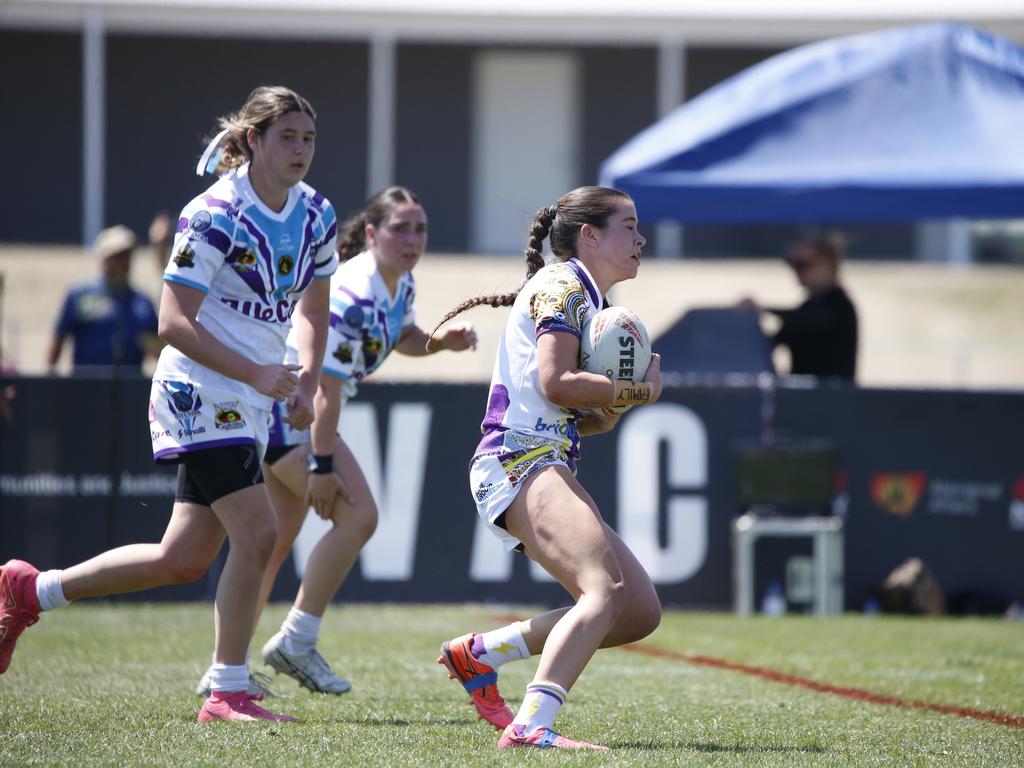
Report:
174,444,265,507
262,444,297,466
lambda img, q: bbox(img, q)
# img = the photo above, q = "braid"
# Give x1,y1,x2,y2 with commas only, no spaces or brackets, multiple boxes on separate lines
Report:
336,211,368,262
429,292,517,339
428,206,553,339
524,206,555,279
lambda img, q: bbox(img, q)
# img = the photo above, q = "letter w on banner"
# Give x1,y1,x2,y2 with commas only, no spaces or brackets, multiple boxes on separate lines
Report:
292,402,431,580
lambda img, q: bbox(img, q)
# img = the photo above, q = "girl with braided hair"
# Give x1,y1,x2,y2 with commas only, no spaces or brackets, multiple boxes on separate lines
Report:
435,186,663,751
191,186,477,699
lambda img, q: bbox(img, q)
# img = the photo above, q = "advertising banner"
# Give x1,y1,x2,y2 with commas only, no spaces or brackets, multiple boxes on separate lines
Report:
1,377,1020,611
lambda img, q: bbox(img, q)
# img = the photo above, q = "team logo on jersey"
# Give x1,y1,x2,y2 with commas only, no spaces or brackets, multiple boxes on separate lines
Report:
332,342,353,365
174,245,195,268
214,401,246,431
188,210,212,233
364,338,383,355
343,305,364,329
229,250,258,273
277,255,294,276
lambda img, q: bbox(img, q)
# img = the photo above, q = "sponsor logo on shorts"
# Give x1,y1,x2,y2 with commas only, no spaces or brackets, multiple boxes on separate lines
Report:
214,401,246,431
160,381,204,437
474,482,499,503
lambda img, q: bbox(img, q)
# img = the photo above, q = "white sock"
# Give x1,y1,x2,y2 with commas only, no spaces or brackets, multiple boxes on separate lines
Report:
512,681,568,735
35,570,69,612
281,607,320,655
478,623,530,669
208,663,250,694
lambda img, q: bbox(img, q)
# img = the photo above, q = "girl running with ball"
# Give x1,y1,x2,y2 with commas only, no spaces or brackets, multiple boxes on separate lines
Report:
432,186,663,751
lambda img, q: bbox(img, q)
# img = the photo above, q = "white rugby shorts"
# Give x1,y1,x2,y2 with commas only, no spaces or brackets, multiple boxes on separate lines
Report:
470,438,572,552
150,378,270,464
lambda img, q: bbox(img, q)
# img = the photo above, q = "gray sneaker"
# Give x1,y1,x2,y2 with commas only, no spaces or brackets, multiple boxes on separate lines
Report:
195,666,276,698
261,631,352,695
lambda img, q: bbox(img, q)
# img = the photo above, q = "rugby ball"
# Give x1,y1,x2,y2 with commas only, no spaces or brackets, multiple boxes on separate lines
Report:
580,306,652,411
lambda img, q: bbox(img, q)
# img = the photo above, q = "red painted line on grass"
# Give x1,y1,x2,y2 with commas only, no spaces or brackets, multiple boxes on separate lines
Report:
489,611,1023,729
617,643,1024,730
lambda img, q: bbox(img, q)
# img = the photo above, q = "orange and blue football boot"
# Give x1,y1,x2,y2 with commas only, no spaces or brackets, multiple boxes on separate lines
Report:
437,633,514,730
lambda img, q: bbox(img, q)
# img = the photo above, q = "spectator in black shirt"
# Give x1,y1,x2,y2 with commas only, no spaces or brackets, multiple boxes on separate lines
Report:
740,234,858,381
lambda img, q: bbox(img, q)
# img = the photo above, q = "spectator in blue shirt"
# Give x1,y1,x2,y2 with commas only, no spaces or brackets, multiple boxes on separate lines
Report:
48,225,162,374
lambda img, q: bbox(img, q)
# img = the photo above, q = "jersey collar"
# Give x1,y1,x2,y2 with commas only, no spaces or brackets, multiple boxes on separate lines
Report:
567,258,604,309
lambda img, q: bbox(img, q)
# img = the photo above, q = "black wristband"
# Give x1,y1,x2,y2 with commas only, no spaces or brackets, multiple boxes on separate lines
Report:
307,452,333,474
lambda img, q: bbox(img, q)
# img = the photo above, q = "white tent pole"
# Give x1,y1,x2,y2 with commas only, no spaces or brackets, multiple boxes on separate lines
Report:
82,10,106,247
655,38,686,259
367,33,396,197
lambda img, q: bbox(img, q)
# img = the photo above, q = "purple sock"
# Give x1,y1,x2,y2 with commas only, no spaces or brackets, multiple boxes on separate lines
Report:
470,634,487,659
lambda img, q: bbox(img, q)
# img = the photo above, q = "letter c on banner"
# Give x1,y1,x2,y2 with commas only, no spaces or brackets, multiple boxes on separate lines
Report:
616,404,708,583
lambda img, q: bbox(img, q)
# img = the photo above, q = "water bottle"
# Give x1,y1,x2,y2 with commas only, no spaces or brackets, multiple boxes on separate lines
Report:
761,581,786,616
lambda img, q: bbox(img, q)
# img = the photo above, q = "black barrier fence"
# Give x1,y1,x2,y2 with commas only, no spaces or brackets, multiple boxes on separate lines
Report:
1,376,1022,611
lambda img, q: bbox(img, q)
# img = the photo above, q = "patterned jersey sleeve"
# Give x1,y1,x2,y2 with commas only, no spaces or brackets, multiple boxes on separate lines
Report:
163,198,235,294
323,288,368,381
312,199,339,280
529,269,588,338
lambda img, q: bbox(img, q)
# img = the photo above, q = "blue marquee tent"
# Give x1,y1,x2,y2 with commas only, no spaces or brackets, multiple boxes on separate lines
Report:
599,23,1024,222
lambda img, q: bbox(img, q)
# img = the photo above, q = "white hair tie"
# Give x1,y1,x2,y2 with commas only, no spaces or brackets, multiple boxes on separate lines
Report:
195,129,229,176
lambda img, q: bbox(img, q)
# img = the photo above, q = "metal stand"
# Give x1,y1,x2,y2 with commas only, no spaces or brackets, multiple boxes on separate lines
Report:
733,513,844,616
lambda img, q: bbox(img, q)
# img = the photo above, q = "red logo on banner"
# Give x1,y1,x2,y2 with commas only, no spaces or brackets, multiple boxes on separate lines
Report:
1013,477,1024,501
870,473,927,517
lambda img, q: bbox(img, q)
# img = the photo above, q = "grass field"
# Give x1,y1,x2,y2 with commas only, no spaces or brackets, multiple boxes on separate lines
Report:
1,603,1022,767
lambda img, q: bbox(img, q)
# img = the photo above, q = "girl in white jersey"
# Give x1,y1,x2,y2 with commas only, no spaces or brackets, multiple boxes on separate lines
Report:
192,187,477,697
0,87,336,724
432,186,663,751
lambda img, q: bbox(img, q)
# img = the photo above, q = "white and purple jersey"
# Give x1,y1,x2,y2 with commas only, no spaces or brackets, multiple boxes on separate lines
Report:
154,164,338,411
473,258,607,467
269,250,415,447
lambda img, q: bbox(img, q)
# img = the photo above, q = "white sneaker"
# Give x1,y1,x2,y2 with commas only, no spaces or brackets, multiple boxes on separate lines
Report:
261,632,352,695
195,666,276,698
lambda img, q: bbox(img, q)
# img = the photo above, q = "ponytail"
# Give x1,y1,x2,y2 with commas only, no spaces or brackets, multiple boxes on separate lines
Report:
197,86,316,176
336,212,368,262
